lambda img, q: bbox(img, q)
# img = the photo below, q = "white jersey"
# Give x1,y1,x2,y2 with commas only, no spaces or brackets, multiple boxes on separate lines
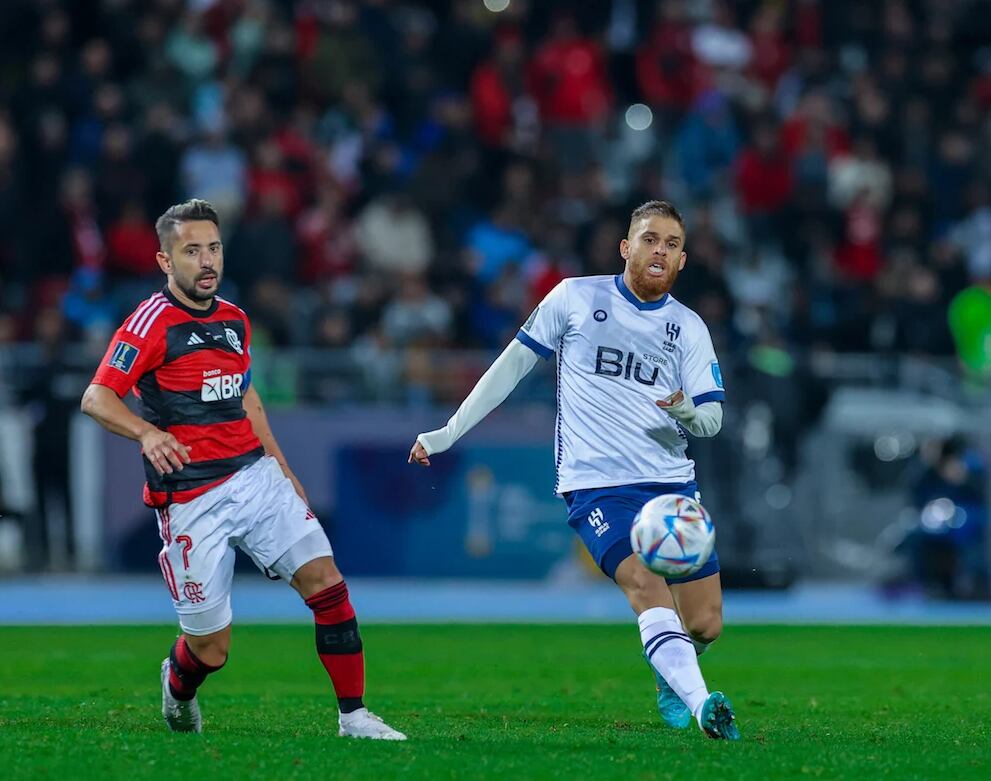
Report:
516,274,724,493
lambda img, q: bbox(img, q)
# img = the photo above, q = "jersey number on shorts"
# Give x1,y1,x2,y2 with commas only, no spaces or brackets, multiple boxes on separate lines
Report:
176,535,194,570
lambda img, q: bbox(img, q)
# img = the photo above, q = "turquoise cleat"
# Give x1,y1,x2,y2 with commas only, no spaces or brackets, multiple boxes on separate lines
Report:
643,653,691,728
700,691,740,740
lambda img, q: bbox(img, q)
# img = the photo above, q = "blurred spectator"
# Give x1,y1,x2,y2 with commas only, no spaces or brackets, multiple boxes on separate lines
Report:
675,90,739,200
20,308,83,571
165,10,218,85
296,184,358,284
61,267,117,344
470,27,531,148
106,202,159,279
948,279,991,377
227,192,296,288
180,129,248,228
636,0,700,118
381,273,453,347
898,437,989,599
734,120,792,243
355,193,434,275
465,203,534,284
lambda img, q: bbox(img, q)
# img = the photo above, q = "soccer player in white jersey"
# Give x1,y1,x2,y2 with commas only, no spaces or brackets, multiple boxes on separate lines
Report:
408,200,739,739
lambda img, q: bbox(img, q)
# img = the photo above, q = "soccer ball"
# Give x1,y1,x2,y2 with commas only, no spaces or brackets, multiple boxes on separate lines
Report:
630,494,715,578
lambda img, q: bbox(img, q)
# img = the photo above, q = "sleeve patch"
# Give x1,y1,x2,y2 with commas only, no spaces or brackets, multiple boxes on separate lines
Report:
711,361,723,388
107,341,140,374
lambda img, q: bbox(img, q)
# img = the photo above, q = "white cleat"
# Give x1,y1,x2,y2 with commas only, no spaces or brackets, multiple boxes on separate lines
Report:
160,658,202,733
338,707,407,741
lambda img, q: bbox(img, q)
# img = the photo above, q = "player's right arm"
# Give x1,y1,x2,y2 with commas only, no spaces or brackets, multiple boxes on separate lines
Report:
81,313,191,476
81,384,191,475
409,280,569,467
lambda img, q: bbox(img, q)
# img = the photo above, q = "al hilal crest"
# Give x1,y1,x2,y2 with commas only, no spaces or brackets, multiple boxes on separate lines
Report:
225,327,243,355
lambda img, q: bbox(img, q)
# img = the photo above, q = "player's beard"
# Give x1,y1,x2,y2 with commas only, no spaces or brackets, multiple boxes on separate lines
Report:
628,259,677,300
179,270,222,302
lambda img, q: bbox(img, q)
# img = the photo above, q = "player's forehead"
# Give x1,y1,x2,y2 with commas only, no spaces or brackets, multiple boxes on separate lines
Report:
631,215,684,243
174,219,221,247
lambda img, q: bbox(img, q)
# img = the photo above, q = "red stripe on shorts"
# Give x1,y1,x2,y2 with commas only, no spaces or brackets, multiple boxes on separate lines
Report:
159,550,179,600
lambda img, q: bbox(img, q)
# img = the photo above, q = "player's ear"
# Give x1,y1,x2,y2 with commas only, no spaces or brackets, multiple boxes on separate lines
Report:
619,238,630,260
677,251,687,271
156,251,172,275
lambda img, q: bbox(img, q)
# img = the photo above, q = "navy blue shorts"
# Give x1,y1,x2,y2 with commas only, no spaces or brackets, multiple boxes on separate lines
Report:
564,482,720,583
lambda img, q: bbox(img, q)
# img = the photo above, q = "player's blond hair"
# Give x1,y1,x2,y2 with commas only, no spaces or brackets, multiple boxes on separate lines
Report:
628,200,685,241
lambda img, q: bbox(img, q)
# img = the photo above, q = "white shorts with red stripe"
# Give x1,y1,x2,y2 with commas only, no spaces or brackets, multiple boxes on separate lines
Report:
156,455,333,636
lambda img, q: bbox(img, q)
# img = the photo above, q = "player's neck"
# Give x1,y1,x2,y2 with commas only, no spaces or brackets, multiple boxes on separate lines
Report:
621,270,667,303
167,281,213,311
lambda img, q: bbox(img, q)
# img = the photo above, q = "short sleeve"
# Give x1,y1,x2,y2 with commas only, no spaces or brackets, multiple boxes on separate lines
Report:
680,319,725,405
516,280,569,360
91,322,165,397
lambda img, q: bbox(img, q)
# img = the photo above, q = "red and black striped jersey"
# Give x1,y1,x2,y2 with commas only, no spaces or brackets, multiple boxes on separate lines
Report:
91,287,263,508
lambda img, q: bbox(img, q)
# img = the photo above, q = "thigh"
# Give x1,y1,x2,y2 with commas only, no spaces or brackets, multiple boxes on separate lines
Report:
614,552,676,613
669,571,723,623
157,502,237,636
237,457,332,574
566,490,642,580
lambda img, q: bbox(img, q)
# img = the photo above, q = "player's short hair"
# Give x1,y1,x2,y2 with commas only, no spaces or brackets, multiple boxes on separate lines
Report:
628,200,685,241
155,199,220,252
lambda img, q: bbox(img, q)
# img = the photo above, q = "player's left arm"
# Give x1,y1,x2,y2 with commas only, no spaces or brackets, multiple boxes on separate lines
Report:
656,390,723,437
656,316,725,438
242,385,309,504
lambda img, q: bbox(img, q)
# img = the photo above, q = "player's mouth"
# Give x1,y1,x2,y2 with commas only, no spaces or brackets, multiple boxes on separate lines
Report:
646,262,666,276
196,273,217,289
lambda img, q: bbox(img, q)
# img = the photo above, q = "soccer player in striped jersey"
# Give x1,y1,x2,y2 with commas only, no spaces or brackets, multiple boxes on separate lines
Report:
81,199,404,740
409,201,739,739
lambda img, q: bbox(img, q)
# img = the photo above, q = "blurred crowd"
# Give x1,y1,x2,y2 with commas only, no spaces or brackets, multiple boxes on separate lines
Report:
2,0,991,365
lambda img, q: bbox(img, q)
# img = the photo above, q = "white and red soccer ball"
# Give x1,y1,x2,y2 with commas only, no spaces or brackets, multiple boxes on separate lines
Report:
630,494,715,578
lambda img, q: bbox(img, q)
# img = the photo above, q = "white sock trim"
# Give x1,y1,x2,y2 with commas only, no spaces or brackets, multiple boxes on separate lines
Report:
637,606,678,631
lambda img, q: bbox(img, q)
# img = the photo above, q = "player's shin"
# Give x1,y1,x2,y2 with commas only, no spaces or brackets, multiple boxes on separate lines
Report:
305,581,365,713
168,636,224,700
638,606,709,722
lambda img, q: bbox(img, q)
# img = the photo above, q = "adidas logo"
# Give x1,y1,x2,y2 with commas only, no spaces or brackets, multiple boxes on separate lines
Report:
187,332,205,346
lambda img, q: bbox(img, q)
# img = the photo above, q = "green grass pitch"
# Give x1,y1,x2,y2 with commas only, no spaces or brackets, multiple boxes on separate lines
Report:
1,624,988,780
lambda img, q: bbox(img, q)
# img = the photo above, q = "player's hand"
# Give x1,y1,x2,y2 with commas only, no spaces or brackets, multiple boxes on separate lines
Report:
140,429,191,475
408,440,431,467
656,389,686,409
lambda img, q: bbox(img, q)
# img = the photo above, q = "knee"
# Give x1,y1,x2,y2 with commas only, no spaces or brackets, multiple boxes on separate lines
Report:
681,609,722,645
295,556,343,599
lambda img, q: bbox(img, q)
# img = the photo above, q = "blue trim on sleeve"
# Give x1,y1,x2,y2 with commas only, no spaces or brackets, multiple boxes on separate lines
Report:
692,390,725,405
515,330,554,360
614,275,669,311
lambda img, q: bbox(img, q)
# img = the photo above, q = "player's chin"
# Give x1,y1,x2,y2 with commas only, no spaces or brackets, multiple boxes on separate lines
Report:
190,279,219,299
636,271,672,297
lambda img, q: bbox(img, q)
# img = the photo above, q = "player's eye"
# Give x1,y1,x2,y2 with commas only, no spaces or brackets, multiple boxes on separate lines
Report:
668,242,677,249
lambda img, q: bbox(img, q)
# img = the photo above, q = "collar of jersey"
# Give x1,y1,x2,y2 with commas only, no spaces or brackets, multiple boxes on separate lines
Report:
614,275,669,311
162,286,218,318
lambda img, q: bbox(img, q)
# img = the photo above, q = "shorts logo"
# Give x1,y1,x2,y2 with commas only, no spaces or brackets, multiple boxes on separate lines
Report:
107,341,140,374
588,507,610,537
182,581,206,604
201,372,244,401
225,327,243,355
711,361,723,388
